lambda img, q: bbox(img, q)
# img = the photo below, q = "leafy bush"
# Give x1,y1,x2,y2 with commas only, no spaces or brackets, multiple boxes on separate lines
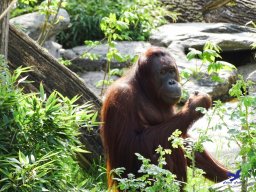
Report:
57,0,125,48
113,0,176,41
228,76,256,190
0,55,100,191
182,41,236,83
57,0,176,48
11,0,43,17
12,0,176,48
113,146,180,192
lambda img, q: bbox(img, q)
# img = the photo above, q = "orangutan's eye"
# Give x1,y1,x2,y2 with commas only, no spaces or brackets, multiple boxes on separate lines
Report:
160,69,167,75
169,68,175,73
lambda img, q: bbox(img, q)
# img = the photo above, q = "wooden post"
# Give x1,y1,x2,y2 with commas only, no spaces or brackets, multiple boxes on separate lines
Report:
0,0,12,58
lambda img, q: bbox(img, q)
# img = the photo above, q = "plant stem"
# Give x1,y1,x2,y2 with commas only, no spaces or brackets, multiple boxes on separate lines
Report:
241,155,247,192
192,148,196,192
241,104,249,192
37,0,51,45
41,0,63,46
37,0,63,46
101,43,111,96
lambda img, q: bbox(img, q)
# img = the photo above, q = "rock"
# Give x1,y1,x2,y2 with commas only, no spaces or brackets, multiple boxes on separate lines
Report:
247,70,256,95
149,23,256,100
237,64,256,79
150,23,256,50
61,41,151,72
43,41,63,58
79,71,106,97
247,70,256,82
10,8,70,41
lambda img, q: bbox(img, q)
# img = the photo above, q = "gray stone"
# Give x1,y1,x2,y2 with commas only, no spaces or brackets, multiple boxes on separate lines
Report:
61,41,151,72
79,71,105,97
79,71,120,97
238,64,256,79
10,8,70,41
247,70,256,82
43,41,63,58
247,70,256,95
150,23,256,51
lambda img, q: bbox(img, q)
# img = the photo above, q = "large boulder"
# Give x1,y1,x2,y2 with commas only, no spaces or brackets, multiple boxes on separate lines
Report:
10,8,70,41
150,23,256,50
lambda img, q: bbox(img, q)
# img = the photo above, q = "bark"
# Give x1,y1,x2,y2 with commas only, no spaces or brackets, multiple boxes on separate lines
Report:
8,25,103,166
163,0,256,25
163,0,205,22
0,0,11,58
204,0,256,25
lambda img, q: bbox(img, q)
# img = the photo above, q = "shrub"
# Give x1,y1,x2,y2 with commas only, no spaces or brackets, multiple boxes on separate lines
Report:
0,55,99,191
11,0,43,17
57,0,125,48
57,0,176,48
114,147,180,192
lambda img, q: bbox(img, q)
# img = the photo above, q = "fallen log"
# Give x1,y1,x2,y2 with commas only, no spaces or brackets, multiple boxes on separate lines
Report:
8,25,103,166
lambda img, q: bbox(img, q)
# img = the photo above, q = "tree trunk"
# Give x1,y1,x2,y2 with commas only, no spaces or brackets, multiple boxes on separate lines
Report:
163,0,205,22
163,0,256,25
0,0,11,58
8,25,103,166
204,0,256,25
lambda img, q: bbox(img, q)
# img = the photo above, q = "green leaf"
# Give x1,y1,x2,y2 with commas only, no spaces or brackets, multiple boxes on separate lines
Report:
211,75,225,83
71,146,90,153
110,69,123,77
113,52,126,62
180,69,192,80
39,82,46,101
186,48,202,60
203,41,221,53
216,61,236,71
84,40,101,46
116,21,129,30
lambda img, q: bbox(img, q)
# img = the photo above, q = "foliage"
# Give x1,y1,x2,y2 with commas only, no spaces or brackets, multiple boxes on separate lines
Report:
11,0,42,18
57,0,115,48
13,0,176,47
181,41,236,84
94,13,134,94
57,0,177,48
58,57,72,66
112,0,177,41
168,128,213,192
0,55,104,191
37,0,67,45
228,76,256,191
113,129,216,192
113,146,180,192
